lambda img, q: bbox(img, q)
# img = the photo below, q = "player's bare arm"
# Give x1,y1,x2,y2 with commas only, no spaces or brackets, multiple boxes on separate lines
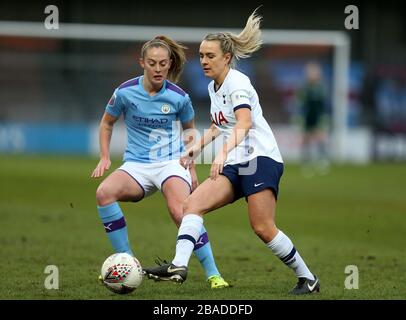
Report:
180,123,220,168
181,119,199,190
91,112,118,178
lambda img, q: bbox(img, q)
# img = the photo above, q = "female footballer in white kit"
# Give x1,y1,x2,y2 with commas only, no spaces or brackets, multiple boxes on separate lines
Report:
144,11,320,295
91,35,228,289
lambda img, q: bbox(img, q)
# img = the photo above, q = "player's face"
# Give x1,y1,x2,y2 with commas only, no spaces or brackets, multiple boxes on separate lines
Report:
140,46,172,87
199,40,231,81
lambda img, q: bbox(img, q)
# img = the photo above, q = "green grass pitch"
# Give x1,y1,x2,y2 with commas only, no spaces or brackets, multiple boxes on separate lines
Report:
0,154,405,300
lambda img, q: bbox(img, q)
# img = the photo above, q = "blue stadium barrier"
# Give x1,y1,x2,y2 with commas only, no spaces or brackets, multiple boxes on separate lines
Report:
0,123,91,154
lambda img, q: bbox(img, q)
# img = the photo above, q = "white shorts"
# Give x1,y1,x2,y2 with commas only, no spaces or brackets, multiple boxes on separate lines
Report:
117,159,192,198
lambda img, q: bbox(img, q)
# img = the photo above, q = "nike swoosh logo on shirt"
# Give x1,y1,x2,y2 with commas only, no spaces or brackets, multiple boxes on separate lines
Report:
254,182,264,187
307,279,319,291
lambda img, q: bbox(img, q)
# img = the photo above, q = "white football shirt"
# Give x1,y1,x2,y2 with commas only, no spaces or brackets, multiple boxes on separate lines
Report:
208,68,283,165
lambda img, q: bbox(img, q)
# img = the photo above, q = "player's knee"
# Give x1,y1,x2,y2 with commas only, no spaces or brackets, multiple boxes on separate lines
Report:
96,184,115,206
183,195,206,215
251,223,265,238
182,197,190,212
251,222,275,242
182,197,197,214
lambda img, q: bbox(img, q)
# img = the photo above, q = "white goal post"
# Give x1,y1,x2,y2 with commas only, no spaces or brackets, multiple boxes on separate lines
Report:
0,21,350,161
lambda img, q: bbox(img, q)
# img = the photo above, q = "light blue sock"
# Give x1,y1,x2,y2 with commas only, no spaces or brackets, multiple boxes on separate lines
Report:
193,226,221,278
97,202,133,256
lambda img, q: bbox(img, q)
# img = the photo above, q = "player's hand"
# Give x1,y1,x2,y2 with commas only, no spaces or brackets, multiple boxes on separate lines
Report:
180,147,200,169
210,150,227,180
91,158,111,178
189,165,199,192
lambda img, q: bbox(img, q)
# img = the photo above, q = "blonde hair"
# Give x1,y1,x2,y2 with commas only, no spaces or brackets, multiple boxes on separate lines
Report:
141,35,187,83
204,8,263,68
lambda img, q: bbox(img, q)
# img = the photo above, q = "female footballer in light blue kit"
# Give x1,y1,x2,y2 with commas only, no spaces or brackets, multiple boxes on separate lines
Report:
144,12,319,295
91,35,228,288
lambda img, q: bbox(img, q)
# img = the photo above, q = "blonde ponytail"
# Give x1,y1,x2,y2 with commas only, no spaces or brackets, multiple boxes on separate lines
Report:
204,8,263,67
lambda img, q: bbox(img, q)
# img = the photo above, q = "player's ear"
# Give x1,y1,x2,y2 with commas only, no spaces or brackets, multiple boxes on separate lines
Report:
224,52,232,65
139,58,145,69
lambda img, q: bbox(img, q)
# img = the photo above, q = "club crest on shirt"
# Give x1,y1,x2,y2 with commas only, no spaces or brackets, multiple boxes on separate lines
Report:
161,104,171,114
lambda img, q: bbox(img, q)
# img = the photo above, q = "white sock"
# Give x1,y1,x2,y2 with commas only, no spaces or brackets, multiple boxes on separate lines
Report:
267,230,314,280
172,214,203,267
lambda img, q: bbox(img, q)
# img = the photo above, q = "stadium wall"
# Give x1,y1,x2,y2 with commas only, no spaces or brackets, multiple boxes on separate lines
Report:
0,123,89,154
0,123,375,163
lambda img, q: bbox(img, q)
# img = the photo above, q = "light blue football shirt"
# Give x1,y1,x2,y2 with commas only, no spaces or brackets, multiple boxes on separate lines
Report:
105,76,195,163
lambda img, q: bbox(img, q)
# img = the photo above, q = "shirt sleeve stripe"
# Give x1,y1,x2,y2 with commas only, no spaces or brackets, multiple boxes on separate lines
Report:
233,104,252,112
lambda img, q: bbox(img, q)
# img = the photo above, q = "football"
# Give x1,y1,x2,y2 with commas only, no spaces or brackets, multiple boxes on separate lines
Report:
101,253,143,294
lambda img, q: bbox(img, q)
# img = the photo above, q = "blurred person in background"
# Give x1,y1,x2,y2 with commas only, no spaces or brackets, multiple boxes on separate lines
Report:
91,35,229,289
297,62,330,176
144,10,320,295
